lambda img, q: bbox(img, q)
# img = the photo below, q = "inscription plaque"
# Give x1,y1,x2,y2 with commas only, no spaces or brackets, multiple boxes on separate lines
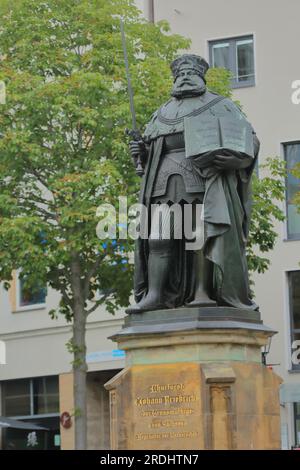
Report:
106,358,282,450
131,363,203,450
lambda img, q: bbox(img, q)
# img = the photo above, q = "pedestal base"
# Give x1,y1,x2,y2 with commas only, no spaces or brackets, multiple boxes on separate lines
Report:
105,307,282,450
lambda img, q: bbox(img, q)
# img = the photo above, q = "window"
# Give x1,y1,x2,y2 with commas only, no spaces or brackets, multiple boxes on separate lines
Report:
2,376,59,417
295,403,300,447
17,274,47,310
209,35,255,88
33,377,60,415
2,379,31,417
284,142,300,240
1,377,60,450
288,271,300,371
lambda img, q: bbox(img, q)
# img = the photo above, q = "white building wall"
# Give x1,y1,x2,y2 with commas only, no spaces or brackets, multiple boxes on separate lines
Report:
0,283,125,380
0,0,299,449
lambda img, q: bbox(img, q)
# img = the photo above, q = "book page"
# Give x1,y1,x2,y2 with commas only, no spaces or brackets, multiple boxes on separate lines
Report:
184,114,254,159
219,116,254,157
184,115,221,157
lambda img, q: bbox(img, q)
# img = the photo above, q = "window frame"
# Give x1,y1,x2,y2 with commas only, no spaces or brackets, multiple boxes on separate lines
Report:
294,403,300,446
2,376,60,417
283,141,300,241
288,270,300,372
15,270,47,312
208,34,255,89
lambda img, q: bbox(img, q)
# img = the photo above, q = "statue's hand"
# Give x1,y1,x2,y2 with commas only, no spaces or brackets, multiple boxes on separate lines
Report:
129,140,147,168
213,152,252,170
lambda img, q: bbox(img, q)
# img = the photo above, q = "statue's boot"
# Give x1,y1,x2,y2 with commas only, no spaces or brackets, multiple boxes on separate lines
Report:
126,239,172,314
186,249,216,307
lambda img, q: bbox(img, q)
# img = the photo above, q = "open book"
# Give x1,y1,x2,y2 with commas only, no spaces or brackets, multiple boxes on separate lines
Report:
184,114,254,160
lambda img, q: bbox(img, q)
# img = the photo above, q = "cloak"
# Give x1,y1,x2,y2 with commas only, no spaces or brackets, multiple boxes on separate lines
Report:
134,92,260,310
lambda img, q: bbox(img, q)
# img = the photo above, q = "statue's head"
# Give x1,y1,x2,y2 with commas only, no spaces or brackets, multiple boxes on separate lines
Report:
170,54,209,98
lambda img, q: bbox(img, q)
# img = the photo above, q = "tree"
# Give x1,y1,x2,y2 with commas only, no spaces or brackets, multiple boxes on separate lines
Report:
0,0,286,449
0,0,189,449
290,163,300,200
290,163,300,244
247,158,286,275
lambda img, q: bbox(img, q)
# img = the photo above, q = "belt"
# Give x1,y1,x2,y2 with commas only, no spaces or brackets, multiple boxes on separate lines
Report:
163,151,195,175
163,148,185,157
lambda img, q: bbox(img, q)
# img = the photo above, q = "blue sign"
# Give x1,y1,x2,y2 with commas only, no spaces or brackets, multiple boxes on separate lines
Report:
86,349,125,364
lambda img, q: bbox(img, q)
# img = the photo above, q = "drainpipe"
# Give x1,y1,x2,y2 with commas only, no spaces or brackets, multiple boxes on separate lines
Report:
146,0,154,23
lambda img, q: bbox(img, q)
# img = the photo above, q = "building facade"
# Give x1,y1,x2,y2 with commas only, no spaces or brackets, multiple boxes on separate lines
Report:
0,270,126,449
0,0,299,450
138,0,300,449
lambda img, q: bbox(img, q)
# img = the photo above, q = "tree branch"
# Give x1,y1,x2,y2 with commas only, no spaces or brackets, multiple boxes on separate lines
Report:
83,253,106,300
85,293,110,316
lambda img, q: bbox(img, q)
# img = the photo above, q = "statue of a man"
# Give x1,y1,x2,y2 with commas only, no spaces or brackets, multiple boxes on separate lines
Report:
127,54,259,314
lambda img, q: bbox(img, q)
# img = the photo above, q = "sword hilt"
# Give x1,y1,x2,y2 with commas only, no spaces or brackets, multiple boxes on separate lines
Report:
126,128,145,177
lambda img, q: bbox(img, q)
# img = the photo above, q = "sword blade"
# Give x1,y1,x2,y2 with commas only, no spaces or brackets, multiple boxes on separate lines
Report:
120,19,137,131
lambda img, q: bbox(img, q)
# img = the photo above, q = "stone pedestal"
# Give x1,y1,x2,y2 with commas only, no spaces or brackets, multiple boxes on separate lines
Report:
105,307,282,450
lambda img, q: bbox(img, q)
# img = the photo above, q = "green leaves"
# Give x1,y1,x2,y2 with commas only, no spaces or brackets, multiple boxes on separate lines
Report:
290,163,300,210
206,67,233,98
247,157,286,274
0,0,288,318
0,0,188,318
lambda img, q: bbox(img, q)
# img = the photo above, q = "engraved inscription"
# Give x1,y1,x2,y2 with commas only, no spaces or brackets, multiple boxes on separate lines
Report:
140,407,194,417
134,379,200,443
132,364,202,449
150,383,185,393
135,430,199,441
135,392,197,406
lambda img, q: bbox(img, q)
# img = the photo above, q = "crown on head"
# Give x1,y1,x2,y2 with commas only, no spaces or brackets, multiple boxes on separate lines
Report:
170,54,209,81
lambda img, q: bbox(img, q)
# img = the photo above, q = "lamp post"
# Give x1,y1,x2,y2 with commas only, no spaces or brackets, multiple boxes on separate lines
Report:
262,335,273,366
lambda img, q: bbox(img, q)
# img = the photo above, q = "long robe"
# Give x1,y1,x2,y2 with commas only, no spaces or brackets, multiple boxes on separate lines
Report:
134,92,260,310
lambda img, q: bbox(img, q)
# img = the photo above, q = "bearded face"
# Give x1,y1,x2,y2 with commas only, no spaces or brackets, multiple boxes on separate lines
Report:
171,67,206,98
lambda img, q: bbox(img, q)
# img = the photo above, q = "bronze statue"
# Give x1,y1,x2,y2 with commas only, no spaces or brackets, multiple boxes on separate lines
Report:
127,54,259,314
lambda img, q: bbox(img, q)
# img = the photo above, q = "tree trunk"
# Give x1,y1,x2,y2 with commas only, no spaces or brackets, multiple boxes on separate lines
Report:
71,259,88,450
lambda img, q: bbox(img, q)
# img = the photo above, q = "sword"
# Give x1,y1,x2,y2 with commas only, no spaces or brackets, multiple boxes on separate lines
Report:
120,19,145,177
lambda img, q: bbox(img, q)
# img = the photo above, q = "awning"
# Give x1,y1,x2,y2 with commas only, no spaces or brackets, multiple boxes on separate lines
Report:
0,417,48,430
